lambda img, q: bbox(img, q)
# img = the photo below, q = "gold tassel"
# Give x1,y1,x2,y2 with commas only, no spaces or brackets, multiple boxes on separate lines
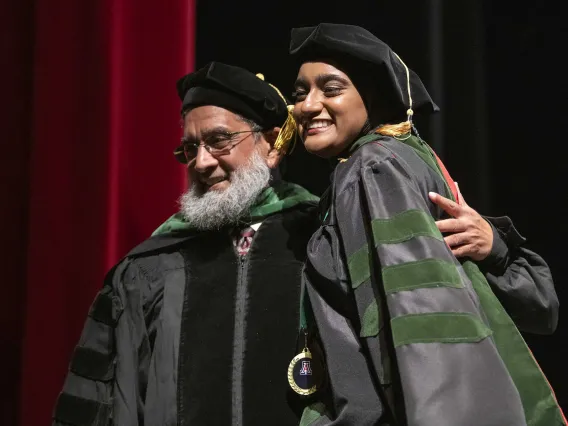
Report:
273,105,297,154
376,112,412,138
256,73,297,154
376,52,415,140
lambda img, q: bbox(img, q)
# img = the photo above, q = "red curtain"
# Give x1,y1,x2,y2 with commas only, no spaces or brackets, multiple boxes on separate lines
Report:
1,1,195,425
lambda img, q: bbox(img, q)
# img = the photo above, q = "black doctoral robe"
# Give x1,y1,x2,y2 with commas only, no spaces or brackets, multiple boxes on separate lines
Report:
52,201,319,426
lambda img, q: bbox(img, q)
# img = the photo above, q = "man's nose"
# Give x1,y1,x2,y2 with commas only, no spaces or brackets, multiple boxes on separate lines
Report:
193,145,218,174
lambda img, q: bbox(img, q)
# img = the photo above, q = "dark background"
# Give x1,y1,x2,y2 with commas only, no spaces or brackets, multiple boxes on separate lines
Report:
196,0,567,409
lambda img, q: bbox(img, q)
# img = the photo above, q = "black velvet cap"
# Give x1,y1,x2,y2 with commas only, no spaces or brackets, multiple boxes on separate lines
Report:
289,23,439,120
176,62,289,129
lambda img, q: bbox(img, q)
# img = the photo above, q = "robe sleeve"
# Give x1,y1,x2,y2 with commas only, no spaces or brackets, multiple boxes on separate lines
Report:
331,146,526,426
52,259,150,426
480,216,558,334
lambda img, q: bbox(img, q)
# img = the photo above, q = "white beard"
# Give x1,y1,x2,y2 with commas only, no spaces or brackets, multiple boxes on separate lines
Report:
179,150,271,230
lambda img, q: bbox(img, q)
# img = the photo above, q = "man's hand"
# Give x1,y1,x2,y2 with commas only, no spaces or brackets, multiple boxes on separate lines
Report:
428,183,493,261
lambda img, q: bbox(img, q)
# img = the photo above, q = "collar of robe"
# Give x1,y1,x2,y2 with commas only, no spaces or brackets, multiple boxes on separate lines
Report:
151,180,319,235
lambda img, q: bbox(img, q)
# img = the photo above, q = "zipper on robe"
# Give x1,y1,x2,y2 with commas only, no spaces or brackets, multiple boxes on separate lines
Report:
231,233,253,426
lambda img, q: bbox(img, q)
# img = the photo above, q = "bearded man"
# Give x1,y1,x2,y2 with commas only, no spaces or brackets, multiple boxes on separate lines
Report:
51,62,320,426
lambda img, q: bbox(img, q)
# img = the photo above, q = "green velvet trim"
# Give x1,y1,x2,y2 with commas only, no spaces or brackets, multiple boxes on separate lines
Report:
398,135,455,202
348,209,445,290
463,261,566,425
382,258,463,294
347,245,370,289
391,312,492,347
338,133,455,202
249,181,319,222
299,402,327,426
342,133,382,158
371,209,443,244
360,300,380,337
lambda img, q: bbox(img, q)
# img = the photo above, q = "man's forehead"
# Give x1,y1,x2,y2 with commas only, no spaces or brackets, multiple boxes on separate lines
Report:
183,105,242,132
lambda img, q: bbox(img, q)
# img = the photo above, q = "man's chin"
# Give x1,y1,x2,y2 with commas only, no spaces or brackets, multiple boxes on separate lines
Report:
206,180,230,192
192,180,229,195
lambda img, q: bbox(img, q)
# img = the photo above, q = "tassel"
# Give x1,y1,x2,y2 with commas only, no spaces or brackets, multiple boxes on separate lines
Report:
256,73,298,154
376,52,415,139
376,119,412,138
273,105,297,154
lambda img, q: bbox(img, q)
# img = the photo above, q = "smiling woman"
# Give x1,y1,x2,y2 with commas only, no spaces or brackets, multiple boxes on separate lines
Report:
293,62,368,158
287,23,565,426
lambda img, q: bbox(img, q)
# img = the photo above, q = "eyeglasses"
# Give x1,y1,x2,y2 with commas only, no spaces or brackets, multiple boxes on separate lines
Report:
173,130,260,164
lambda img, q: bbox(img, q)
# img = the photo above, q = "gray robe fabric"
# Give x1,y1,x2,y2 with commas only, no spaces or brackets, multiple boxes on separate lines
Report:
300,135,560,426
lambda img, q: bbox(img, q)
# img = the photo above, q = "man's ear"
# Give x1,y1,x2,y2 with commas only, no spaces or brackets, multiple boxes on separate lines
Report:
263,127,285,169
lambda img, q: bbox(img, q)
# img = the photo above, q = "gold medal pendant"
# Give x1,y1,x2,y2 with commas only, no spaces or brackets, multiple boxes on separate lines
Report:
288,329,324,396
288,348,318,395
